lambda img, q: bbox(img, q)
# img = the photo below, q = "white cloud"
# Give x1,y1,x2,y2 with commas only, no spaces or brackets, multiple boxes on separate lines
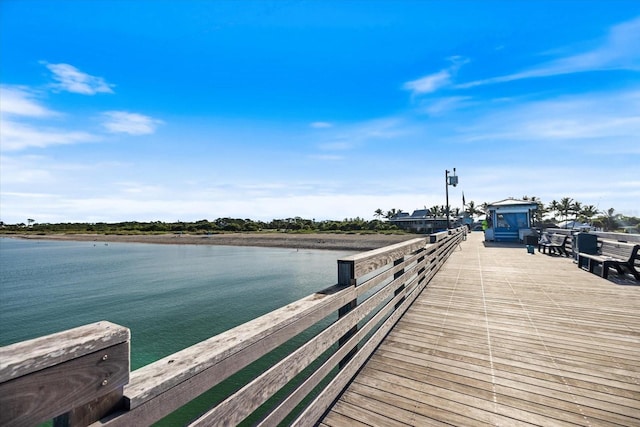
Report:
458,16,640,89
310,121,333,128
115,181,165,195
0,85,99,151
308,154,344,161
0,119,99,151
544,15,640,73
0,85,58,117
1,191,430,223
0,155,53,183
43,62,115,95
404,70,451,95
455,89,640,148
2,148,638,223
312,117,409,158
348,117,407,140
318,141,353,151
404,56,470,95
102,111,163,135
420,96,473,116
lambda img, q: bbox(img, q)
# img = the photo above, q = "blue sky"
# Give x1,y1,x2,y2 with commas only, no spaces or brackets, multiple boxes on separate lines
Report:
1,1,639,224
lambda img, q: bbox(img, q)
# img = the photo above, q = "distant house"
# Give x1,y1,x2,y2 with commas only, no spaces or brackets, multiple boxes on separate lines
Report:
389,209,451,233
484,198,538,242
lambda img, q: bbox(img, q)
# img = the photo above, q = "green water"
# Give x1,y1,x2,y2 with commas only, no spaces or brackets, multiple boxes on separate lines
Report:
0,237,354,424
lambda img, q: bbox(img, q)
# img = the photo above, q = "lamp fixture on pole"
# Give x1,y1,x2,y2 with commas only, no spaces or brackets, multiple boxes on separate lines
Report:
445,168,458,229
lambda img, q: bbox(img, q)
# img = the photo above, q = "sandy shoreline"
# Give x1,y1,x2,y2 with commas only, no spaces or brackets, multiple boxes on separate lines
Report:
3,232,416,251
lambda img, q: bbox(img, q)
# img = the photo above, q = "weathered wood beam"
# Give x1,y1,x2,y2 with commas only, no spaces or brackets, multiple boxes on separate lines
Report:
257,279,412,427
339,237,427,280
98,288,357,426
0,322,130,427
0,321,129,383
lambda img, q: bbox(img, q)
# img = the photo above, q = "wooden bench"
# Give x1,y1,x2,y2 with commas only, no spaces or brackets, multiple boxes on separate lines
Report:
578,240,640,280
538,233,569,256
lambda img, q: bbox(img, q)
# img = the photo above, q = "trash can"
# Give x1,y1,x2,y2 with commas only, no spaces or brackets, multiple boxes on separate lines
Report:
573,232,597,260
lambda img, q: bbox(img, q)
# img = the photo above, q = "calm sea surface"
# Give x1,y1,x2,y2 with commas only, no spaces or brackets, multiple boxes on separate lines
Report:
0,237,353,369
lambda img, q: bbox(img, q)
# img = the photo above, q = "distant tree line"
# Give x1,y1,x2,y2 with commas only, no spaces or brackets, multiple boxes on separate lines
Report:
376,195,639,233
533,197,639,233
3,196,638,235
0,217,402,235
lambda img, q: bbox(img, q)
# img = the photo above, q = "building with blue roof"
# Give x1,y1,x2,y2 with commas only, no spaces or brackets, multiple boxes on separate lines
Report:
484,198,539,242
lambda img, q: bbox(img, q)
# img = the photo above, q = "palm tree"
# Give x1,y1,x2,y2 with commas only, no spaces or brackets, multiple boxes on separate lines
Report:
374,208,384,219
601,208,619,231
570,201,582,224
385,208,403,219
558,197,573,227
532,201,545,226
464,200,481,219
547,200,559,222
580,205,598,224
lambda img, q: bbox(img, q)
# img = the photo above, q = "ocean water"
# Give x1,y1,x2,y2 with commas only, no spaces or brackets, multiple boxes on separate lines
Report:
0,237,354,424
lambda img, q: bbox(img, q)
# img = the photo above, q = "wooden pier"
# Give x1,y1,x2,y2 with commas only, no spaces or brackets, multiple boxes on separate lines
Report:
321,232,640,426
2,228,638,426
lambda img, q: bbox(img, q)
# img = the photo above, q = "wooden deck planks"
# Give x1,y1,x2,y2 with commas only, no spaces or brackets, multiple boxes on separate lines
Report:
320,232,640,426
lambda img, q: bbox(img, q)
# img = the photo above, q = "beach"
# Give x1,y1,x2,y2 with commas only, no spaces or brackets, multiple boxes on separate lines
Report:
4,232,416,251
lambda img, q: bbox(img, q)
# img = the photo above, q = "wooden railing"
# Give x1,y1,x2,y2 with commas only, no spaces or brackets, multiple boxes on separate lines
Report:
0,227,466,427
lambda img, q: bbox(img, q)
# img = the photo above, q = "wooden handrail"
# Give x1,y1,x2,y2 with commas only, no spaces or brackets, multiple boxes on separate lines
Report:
0,228,466,427
0,321,130,427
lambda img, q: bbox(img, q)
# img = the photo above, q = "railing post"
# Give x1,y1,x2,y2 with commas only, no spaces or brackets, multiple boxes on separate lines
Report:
0,321,130,427
337,259,357,369
53,387,125,427
393,257,406,309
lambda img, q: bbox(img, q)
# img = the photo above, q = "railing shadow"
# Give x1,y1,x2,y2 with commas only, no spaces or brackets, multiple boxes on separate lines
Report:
482,241,525,249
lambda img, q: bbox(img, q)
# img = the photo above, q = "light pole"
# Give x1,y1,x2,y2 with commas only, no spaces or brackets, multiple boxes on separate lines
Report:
445,168,458,229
